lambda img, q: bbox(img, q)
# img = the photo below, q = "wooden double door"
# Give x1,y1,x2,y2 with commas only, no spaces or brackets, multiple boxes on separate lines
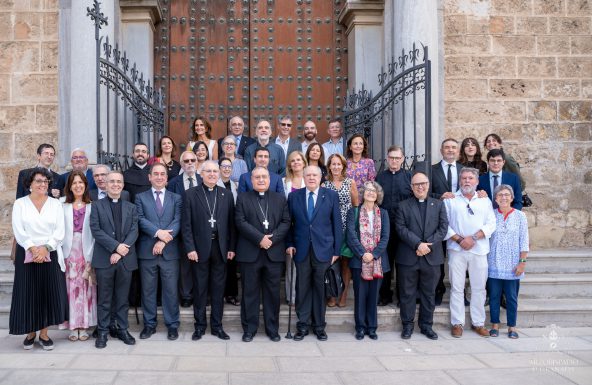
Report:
154,0,347,148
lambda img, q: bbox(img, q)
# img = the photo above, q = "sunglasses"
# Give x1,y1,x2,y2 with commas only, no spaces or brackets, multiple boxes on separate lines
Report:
467,204,474,215
183,159,197,163
280,123,292,127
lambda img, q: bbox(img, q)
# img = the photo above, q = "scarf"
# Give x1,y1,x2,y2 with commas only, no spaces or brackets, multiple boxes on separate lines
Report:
359,205,381,252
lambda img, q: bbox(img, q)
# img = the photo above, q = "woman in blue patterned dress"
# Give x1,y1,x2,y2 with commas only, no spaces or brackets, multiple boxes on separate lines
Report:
488,184,529,339
323,153,359,307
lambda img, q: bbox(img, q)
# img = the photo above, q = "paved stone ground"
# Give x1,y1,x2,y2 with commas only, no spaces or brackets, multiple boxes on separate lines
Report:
0,326,591,385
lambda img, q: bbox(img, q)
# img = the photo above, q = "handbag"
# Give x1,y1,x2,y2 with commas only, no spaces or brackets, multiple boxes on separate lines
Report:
24,249,51,263
324,261,344,298
522,193,533,207
373,257,383,279
340,207,359,258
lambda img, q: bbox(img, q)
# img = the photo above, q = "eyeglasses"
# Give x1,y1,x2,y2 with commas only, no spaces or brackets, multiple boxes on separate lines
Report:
71,156,87,161
411,182,428,188
388,156,403,161
489,159,504,163
467,204,474,215
183,159,197,163
220,165,232,169
280,123,292,127
222,142,236,146
33,179,49,184
202,169,218,173
107,180,123,184
365,188,377,193
497,193,512,198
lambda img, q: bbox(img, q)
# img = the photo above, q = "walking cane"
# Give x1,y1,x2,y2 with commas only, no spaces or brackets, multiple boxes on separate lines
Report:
285,249,295,339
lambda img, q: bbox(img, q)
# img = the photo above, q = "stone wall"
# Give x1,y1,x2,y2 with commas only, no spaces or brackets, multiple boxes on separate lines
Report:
0,0,58,247
443,0,592,248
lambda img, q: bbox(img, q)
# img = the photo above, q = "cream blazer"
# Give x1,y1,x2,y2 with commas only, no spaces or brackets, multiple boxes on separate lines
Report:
58,202,95,265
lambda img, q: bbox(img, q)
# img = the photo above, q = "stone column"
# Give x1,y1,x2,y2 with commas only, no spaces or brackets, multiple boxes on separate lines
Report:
119,0,161,151
339,1,385,157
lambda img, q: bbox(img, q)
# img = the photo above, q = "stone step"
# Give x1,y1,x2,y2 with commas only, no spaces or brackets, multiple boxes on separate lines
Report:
1,298,591,331
526,248,592,273
520,273,592,299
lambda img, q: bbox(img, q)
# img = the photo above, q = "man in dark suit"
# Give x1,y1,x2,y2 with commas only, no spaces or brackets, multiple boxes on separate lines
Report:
182,160,237,341
59,148,97,191
16,143,63,199
429,138,462,305
478,149,522,210
135,163,183,341
235,167,291,342
287,165,342,341
272,115,301,160
89,170,139,349
167,150,203,308
217,115,256,158
244,120,286,176
89,164,130,201
238,147,285,194
123,142,152,202
395,172,449,340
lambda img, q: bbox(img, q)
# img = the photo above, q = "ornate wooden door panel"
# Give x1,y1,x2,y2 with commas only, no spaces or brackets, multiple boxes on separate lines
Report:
155,0,347,148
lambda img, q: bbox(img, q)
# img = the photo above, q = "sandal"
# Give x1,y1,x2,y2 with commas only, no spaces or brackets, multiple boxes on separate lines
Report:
78,330,90,341
508,330,519,339
68,330,79,341
489,329,499,337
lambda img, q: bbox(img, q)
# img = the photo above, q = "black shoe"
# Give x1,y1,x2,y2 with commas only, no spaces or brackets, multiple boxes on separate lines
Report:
180,298,193,308
420,328,438,340
293,329,309,341
92,327,98,339
401,326,413,340
367,330,378,340
464,296,470,306
117,330,136,345
211,329,230,340
192,329,205,341
95,333,108,349
268,333,281,342
109,324,118,338
167,328,179,341
435,292,444,306
377,298,391,307
23,334,35,350
314,330,328,341
242,332,254,342
355,330,365,340
140,326,156,340
225,296,241,306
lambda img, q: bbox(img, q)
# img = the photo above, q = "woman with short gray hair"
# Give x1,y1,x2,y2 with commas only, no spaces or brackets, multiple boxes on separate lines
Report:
487,184,529,339
220,135,248,182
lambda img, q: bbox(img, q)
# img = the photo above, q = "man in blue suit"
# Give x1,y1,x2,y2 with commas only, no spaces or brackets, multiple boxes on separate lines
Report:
286,165,342,341
238,147,285,194
135,163,183,341
59,148,97,192
478,149,522,210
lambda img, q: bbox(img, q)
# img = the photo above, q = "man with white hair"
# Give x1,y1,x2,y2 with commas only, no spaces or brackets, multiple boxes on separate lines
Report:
244,119,286,176
60,148,97,191
90,164,130,201
444,167,496,339
217,115,255,158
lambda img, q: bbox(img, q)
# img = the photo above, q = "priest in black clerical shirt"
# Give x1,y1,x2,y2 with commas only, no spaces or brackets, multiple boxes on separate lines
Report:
394,172,448,341
234,167,291,342
182,160,236,341
123,143,152,202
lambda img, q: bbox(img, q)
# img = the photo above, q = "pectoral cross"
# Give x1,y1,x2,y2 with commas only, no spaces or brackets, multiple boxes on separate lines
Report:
263,219,269,230
208,216,216,229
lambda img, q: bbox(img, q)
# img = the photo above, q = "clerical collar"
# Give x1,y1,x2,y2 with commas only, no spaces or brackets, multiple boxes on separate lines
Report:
418,199,425,203
204,185,216,191
110,198,119,203
135,163,147,169
258,191,266,196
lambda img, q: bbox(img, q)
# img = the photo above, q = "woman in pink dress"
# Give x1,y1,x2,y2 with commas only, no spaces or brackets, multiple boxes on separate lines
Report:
59,170,96,341
346,134,376,190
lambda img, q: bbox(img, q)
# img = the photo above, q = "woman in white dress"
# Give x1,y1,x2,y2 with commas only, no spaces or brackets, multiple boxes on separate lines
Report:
188,117,218,160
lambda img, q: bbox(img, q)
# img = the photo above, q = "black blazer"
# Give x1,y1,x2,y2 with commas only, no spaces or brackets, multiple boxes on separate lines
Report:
167,173,203,198
394,196,448,266
89,188,130,202
430,161,462,197
123,164,151,202
16,168,64,199
234,191,291,263
89,197,139,270
217,135,256,158
182,185,237,262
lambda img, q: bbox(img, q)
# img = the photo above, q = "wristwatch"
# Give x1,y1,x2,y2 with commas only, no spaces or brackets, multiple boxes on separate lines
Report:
471,235,478,241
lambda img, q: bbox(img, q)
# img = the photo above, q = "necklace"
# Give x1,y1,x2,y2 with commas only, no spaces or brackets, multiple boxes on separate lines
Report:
257,194,270,230
202,185,217,228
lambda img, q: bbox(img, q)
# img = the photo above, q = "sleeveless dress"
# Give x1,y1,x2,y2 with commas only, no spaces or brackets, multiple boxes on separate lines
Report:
322,178,353,233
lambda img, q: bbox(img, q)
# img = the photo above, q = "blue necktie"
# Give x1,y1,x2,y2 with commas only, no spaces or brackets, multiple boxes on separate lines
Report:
307,191,314,221
492,175,500,209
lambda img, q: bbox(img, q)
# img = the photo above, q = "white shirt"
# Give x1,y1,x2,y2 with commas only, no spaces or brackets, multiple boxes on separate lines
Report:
322,138,344,159
12,196,65,271
440,160,458,193
183,172,197,190
135,162,148,169
275,136,291,158
489,171,503,195
97,189,107,199
444,190,496,256
306,187,320,212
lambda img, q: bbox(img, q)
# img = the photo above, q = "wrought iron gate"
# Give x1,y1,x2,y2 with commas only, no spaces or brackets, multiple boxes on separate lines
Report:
343,43,432,172
88,0,165,170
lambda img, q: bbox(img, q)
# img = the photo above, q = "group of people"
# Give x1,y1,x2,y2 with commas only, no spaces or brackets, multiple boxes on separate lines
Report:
10,115,529,352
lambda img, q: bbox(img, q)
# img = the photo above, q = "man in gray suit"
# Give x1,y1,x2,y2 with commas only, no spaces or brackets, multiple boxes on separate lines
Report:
395,172,448,340
135,163,183,341
90,170,139,349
